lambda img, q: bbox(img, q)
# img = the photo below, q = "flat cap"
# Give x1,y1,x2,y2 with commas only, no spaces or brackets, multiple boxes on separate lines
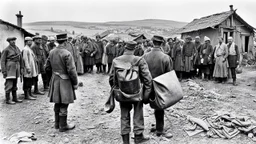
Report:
25,37,33,41
33,35,41,40
125,41,137,50
41,35,48,40
152,35,164,43
6,37,17,42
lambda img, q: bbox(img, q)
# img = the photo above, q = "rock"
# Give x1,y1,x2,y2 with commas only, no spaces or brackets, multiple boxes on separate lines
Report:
230,95,236,98
49,133,55,137
78,82,83,87
63,137,69,143
248,133,254,138
35,121,40,124
253,99,256,103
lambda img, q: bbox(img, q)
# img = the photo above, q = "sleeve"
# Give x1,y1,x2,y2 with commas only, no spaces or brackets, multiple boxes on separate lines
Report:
138,58,152,103
22,49,31,70
235,45,240,62
65,53,78,86
224,45,229,59
108,61,115,87
92,43,98,55
45,53,52,73
0,49,7,74
213,46,217,58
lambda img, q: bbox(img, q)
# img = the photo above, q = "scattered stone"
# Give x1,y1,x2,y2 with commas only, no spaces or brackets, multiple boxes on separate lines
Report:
230,95,236,98
34,116,41,120
63,137,69,143
49,133,55,137
78,82,83,87
248,133,254,138
35,121,40,124
253,99,256,103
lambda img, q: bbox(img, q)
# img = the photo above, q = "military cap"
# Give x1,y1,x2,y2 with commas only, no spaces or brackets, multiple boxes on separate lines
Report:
125,41,137,50
56,33,67,41
33,35,42,40
6,37,17,42
152,35,165,43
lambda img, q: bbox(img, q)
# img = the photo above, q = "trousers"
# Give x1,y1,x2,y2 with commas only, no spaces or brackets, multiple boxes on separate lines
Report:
120,101,144,135
23,77,33,91
154,109,164,133
54,103,69,116
230,68,236,79
5,79,18,93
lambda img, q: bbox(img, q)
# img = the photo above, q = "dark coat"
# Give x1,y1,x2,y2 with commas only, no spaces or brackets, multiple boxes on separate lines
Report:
31,43,47,74
45,45,78,104
200,43,214,65
134,47,144,56
109,51,152,103
47,43,56,52
227,43,240,68
106,43,118,63
95,41,104,60
143,47,173,79
0,45,21,79
66,42,78,63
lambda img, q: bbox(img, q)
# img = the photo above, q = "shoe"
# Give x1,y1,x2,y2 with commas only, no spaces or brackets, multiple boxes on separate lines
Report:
12,91,23,103
55,113,59,129
121,134,130,144
150,124,156,132
24,91,36,100
156,132,173,138
59,116,75,132
5,92,15,105
34,90,45,95
233,80,238,86
134,133,149,144
29,89,37,98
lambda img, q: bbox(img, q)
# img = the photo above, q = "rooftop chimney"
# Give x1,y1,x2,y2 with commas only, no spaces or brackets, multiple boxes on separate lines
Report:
229,5,234,11
16,11,23,27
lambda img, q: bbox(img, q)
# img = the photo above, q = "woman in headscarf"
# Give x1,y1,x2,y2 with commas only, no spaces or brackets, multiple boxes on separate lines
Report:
173,38,184,81
213,37,229,83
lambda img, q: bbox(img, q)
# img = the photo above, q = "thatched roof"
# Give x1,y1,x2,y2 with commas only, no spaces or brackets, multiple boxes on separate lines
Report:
179,10,255,33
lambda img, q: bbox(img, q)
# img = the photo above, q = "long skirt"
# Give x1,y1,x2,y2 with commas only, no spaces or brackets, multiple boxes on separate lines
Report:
102,53,108,65
213,56,229,78
77,55,84,74
174,55,184,71
184,56,194,72
84,54,95,66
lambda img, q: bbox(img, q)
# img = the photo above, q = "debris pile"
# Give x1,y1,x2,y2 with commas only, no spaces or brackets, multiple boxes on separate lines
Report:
184,113,256,141
4,131,37,144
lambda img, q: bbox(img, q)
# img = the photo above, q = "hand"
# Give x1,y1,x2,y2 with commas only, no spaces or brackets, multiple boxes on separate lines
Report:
73,84,78,90
27,68,31,74
90,53,94,57
222,58,226,63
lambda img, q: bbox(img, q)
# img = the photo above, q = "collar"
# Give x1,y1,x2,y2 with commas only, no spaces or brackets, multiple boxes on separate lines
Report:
123,51,134,55
151,47,162,51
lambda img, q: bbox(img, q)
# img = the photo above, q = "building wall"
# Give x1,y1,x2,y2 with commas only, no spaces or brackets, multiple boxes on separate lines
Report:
0,23,24,52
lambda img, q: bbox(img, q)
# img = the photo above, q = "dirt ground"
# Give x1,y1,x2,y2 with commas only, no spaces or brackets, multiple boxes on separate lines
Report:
0,66,256,144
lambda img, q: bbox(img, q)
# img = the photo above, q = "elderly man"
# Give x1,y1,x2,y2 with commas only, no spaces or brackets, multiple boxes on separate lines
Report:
109,41,152,144
1,37,23,104
22,37,38,100
31,36,45,95
45,33,78,132
227,37,240,86
144,35,173,138
183,36,196,78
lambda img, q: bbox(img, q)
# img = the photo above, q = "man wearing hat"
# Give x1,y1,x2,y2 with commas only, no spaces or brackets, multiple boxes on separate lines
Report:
95,35,104,73
227,36,240,86
41,35,50,90
143,35,173,138
45,33,78,132
31,36,45,95
21,37,38,100
47,36,56,52
194,36,202,78
109,41,152,144
1,37,23,104
106,39,118,73
183,36,196,78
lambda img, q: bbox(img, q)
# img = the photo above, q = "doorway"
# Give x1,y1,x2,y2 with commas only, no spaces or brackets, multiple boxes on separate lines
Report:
245,36,249,52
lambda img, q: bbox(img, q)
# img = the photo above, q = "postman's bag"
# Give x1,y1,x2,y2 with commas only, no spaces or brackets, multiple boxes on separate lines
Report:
114,56,143,102
150,70,183,110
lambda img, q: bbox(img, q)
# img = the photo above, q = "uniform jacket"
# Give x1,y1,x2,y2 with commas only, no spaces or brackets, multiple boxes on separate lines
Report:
31,43,46,74
1,45,21,79
45,45,78,104
109,51,152,103
22,45,38,78
143,47,173,79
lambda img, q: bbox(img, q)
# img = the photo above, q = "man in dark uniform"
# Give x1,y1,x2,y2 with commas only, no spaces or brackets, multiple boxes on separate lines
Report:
143,35,173,138
109,41,152,144
95,35,104,73
41,35,50,90
45,33,78,132
1,37,23,104
31,36,45,95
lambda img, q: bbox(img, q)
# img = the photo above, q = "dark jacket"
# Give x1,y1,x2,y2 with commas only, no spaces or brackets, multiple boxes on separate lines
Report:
200,43,214,65
227,43,240,68
194,42,202,65
1,45,21,79
31,43,47,74
45,45,78,104
182,42,196,58
66,42,78,63
95,41,104,60
109,51,152,103
143,47,173,79
106,43,118,63
134,46,144,56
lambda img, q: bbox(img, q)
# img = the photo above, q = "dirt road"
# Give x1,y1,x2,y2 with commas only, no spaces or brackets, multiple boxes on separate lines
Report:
0,66,255,144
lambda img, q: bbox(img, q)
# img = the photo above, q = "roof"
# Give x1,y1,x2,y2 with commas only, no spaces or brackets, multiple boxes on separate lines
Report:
179,10,255,33
0,19,34,37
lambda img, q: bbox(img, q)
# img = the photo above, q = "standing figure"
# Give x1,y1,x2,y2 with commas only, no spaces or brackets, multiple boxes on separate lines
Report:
200,36,213,81
106,40,118,73
116,40,125,57
109,41,152,144
45,34,78,132
66,37,78,68
101,39,108,73
213,37,229,83
194,36,202,78
41,35,50,90
227,37,240,86
31,36,45,95
1,37,23,104
95,35,104,73
134,42,145,56
83,39,97,73
173,38,184,81
182,36,196,78
22,37,38,100
47,36,56,52
144,35,173,139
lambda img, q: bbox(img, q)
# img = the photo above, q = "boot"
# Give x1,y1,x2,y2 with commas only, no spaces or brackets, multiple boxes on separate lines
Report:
12,91,22,103
44,83,49,91
54,113,59,129
5,92,15,104
156,131,173,138
59,115,75,132
233,78,238,86
121,134,130,144
134,133,149,144
24,90,36,100
34,83,45,95
29,88,37,98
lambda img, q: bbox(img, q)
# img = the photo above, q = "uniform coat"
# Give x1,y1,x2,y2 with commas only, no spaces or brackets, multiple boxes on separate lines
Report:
45,45,78,104
95,41,104,63
22,45,38,78
1,45,21,79
31,43,47,74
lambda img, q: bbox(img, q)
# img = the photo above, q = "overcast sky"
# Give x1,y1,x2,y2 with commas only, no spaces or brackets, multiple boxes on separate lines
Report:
0,0,255,27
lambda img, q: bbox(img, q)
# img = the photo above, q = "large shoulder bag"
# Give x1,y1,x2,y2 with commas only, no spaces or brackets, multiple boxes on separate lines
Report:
150,70,183,110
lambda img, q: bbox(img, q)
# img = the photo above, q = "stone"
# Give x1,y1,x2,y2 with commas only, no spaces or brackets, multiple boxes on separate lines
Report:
63,137,69,143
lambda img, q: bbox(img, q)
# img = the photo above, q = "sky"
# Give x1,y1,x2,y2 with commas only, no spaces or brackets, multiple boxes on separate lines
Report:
0,0,256,27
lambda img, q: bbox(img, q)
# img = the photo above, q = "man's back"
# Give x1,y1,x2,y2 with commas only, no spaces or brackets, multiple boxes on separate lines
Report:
143,48,173,78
